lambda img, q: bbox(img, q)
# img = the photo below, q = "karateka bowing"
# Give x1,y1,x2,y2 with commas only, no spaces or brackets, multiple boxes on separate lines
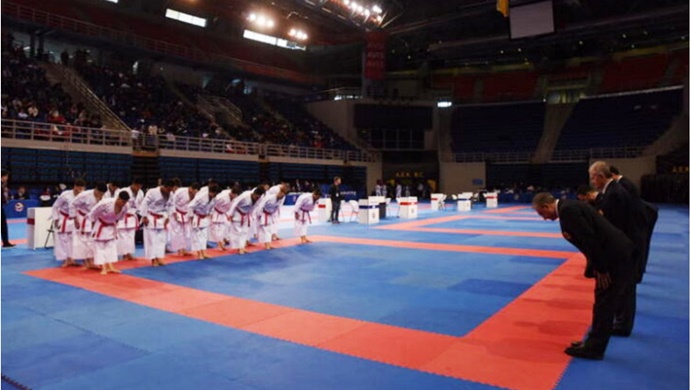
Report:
248,183,270,246
265,182,289,241
254,188,285,250
228,187,265,254
70,181,107,270
293,188,321,244
188,184,220,259
51,179,86,267
89,191,129,275
115,177,143,261
169,182,200,257
210,185,239,251
140,179,174,267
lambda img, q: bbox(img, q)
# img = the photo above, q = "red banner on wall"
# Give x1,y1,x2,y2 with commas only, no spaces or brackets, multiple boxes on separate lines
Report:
364,31,387,80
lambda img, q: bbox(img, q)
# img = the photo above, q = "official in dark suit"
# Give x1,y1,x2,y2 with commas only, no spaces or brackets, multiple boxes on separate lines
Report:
328,176,342,224
610,166,659,282
1,170,15,248
533,192,635,360
590,162,656,337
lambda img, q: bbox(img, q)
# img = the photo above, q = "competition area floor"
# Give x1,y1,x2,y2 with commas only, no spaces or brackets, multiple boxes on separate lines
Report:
2,202,688,390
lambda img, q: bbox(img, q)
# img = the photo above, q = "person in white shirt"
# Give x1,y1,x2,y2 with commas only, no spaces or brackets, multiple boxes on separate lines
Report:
51,179,86,267
228,187,264,254
103,182,119,199
266,182,289,241
89,191,129,275
70,182,106,270
210,185,238,251
140,179,174,267
188,184,219,259
169,183,200,257
294,188,321,244
254,189,285,250
115,178,144,260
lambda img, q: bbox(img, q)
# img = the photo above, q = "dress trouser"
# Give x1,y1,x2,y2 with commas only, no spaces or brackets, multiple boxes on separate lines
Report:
587,274,631,353
1,205,10,245
330,201,340,222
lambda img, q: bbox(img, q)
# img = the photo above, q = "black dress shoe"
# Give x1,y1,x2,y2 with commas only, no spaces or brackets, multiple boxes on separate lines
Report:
565,345,604,360
2,243,15,248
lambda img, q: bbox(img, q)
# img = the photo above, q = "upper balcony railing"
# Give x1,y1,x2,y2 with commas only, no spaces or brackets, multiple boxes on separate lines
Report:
1,119,380,163
1,119,132,147
440,145,645,163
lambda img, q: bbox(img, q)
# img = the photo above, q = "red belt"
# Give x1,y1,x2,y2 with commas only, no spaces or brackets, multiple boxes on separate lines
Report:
149,212,166,229
124,213,137,228
194,212,208,227
96,218,115,239
236,210,250,227
77,210,88,233
263,211,272,226
59,211,74,233
299,209,312,224
176,208,188,224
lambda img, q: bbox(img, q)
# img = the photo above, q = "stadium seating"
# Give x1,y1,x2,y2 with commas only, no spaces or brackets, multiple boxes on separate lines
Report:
450,101,546,153
554,88,683,152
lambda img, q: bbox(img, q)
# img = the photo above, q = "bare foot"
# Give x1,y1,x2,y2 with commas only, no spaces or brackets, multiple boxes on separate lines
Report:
100,269,108,275
157,258,167,266
238,249,246,255
110,267,121,274
152,259,160,267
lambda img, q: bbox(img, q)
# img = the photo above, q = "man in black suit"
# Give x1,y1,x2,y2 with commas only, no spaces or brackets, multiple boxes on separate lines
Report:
589,161,647,336
1,170,15,248
329,176,342,224
533,192,635,360
610,165,659,282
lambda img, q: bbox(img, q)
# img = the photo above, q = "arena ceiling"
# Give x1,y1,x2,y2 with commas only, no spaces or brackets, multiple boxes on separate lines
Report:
195,0,688,69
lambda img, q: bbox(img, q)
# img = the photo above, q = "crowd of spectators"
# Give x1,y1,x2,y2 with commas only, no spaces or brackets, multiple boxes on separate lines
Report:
264,92,356,151
73,61,224,144
1,41,103,139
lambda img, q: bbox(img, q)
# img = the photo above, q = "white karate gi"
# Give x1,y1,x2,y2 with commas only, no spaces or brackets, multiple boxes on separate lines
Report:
70,189,99,260
89,198,128,265
254,194,281,244
210,189,233,244
115,186,143,256
51,189,77,261
228,191,256,250
140,187,171,260
293,193,316,236
188,190,215,251
169,187,194,252
266,185,287,236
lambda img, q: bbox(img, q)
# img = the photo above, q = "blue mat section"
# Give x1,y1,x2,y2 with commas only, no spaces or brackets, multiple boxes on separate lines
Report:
449,278,533,297
2,204,688,390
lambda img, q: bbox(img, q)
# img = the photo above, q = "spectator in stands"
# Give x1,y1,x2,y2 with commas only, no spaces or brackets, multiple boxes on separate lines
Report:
14,186,29,200
40,186,53,207
1,170,15,248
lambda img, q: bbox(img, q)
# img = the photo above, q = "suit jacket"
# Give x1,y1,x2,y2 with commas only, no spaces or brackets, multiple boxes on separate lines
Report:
616,176,658,227
558,199,635,279
329,184,341,201
617,176,640,198
595,180,646,245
